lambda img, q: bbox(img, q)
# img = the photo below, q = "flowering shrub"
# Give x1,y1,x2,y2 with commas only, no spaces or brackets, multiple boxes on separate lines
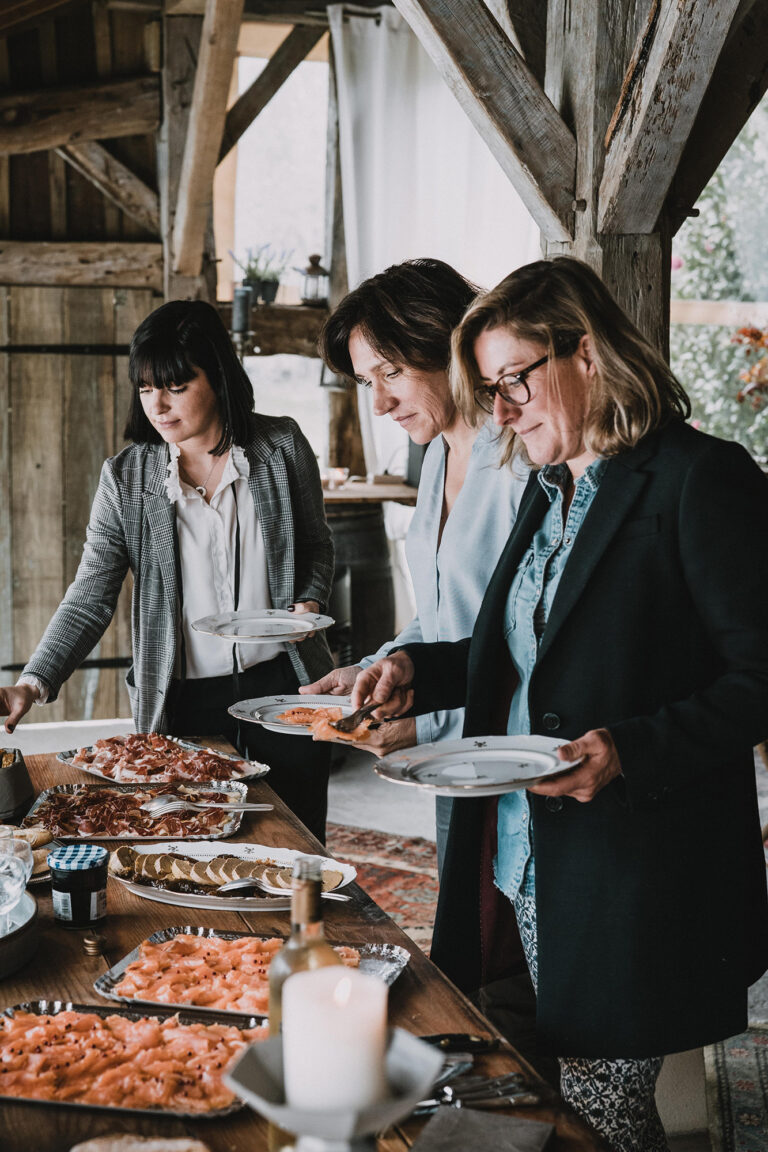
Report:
732,326,768,408
670,95,768,464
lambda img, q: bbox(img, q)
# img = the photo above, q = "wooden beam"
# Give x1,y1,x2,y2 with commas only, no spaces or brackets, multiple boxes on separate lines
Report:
504,1,546,87
391,0,576,242
670,299,768,327
218,24,325,163
598,0,743,235
0,0,76,36
668,0,768,234
159,15,215,300
56,141,160,234
0,76,160,157
172,0,245,279
0,242,162,289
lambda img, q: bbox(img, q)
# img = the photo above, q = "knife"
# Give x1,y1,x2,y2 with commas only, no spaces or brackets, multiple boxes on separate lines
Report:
420,1033,500,1054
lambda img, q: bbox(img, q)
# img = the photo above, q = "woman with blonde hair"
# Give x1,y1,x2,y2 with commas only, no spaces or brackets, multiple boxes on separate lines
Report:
349,257,768,1150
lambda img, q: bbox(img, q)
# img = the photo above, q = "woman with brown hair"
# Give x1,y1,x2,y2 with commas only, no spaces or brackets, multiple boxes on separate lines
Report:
303,258,529,872
349,257,768,1150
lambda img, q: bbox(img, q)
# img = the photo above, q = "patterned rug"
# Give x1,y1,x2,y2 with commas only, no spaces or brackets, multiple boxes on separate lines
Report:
325,822,439,953
705,1026,768,1151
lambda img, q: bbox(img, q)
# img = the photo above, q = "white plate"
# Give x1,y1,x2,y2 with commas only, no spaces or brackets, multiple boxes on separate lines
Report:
192,609,334,643
228,694,354,736
374,735,580,797
114,840,356,911
57,736,269,783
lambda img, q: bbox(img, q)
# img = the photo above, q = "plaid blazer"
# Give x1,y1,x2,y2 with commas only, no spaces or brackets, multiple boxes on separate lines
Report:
24,415,335,732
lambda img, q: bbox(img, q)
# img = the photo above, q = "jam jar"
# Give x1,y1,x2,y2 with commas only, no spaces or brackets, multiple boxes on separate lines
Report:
47,844,108,929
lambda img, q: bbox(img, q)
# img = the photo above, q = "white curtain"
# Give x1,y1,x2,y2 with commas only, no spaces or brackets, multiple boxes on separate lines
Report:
328,5,540,624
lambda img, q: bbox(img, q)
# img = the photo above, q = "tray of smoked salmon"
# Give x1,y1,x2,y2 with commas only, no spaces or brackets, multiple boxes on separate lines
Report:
0,999,266,1117
94,926,411,1017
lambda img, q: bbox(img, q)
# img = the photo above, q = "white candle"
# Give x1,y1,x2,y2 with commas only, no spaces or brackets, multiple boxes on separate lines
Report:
282,967,388,1111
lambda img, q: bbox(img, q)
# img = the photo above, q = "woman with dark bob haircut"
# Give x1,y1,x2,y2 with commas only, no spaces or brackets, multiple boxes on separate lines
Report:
1,300,335,840
350,257,768,1149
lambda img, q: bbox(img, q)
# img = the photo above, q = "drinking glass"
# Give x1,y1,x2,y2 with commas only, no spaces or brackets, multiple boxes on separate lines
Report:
0,829,33,882
0,848,26,936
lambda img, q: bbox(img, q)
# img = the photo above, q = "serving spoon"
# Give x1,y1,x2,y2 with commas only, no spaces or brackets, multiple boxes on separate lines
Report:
217,876,350,901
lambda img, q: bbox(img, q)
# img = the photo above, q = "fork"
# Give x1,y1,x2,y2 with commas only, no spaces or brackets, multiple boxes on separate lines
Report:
330,700,381,734
140,796,273,817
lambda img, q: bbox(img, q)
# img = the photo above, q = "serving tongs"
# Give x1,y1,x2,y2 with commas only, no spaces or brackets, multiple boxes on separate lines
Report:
329,700,381,734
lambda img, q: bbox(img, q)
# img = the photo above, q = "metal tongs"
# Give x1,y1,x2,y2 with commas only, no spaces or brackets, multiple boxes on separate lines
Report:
329,700,381,734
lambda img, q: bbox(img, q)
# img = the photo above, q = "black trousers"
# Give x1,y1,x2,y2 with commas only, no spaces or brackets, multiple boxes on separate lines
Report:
167,653,331,844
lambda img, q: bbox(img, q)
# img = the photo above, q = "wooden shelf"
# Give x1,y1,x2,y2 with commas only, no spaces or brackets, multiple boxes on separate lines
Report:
217,300,329,357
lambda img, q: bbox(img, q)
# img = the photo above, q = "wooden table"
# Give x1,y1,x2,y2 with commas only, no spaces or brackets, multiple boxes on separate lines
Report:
322,481,418,506
1,748,603,1152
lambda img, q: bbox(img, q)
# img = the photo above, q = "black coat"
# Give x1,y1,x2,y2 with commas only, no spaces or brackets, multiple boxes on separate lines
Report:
404,420,768,1058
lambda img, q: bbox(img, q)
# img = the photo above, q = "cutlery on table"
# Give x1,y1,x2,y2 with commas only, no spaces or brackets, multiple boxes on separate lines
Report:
139,796,273,817
413,1073,541,1115
420,1033,500,1054
217,876,350,901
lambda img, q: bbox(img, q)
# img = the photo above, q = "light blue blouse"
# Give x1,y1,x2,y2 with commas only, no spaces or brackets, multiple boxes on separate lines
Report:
359,422,529,744
494,458,607,902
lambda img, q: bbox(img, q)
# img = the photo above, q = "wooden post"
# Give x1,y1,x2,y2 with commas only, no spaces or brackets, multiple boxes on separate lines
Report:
543,0,671,354
325,43,365,476
158,14,216,300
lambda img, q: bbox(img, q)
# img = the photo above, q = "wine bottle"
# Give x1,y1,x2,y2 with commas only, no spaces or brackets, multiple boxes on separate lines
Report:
268,854,342,1036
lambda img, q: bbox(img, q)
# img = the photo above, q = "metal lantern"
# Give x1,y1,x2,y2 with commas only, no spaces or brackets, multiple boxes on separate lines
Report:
301,254,330,307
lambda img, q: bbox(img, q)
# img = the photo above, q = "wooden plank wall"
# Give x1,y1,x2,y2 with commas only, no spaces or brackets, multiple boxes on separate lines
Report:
0,2,160,722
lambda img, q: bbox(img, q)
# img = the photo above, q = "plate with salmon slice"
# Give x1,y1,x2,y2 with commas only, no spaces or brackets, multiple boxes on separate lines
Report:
94,926,409,1017
108,840,356,910
227,694,363,738
375,735,581,797
0,999,266,1117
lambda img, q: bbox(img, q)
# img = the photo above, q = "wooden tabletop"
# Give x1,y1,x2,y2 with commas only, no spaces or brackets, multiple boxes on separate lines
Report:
1,745,602,1152
323,481,418,506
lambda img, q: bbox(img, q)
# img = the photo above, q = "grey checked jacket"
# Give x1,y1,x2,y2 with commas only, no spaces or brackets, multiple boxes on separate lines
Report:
24,415,335,732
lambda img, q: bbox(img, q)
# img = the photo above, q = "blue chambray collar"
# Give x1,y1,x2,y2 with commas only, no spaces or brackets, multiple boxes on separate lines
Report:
537,457,608,502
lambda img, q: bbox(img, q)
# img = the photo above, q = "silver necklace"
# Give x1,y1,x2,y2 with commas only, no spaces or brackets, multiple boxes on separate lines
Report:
181,455,218,498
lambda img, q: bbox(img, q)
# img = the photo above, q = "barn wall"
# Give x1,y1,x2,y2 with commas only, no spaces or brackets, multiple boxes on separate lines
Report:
0,2,161,722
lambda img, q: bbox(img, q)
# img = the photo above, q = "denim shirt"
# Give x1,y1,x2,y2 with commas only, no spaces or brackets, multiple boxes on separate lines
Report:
494,457,607,901
360,422,528,744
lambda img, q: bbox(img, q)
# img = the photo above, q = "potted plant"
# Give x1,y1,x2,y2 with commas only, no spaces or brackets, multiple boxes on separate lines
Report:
231,244,292,305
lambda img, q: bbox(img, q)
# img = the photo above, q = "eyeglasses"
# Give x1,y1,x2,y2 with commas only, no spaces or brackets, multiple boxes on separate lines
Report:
473,339,581,413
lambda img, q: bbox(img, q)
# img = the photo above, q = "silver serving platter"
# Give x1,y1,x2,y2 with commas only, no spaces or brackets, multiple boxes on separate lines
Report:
57,736,270,782
94,926,410,1015
112,840,356,911
192,608,334,643
0,999,265,1118
23,781,250,840
375,735,580,798
228,694,354,736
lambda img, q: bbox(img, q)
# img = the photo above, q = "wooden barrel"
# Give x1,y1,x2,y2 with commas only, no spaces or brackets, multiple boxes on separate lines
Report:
326,504,396,664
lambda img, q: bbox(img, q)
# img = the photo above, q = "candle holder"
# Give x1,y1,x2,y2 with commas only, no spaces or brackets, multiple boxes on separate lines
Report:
224,1028,443,1152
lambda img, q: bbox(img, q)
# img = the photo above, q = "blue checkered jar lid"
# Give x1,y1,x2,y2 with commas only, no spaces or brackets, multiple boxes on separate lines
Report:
47,844,109,871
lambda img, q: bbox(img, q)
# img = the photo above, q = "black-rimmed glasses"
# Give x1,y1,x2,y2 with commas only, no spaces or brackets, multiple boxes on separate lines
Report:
473,338,581,414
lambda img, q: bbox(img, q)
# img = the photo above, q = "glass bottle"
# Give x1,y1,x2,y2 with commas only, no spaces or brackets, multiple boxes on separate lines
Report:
268,854,341,1037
